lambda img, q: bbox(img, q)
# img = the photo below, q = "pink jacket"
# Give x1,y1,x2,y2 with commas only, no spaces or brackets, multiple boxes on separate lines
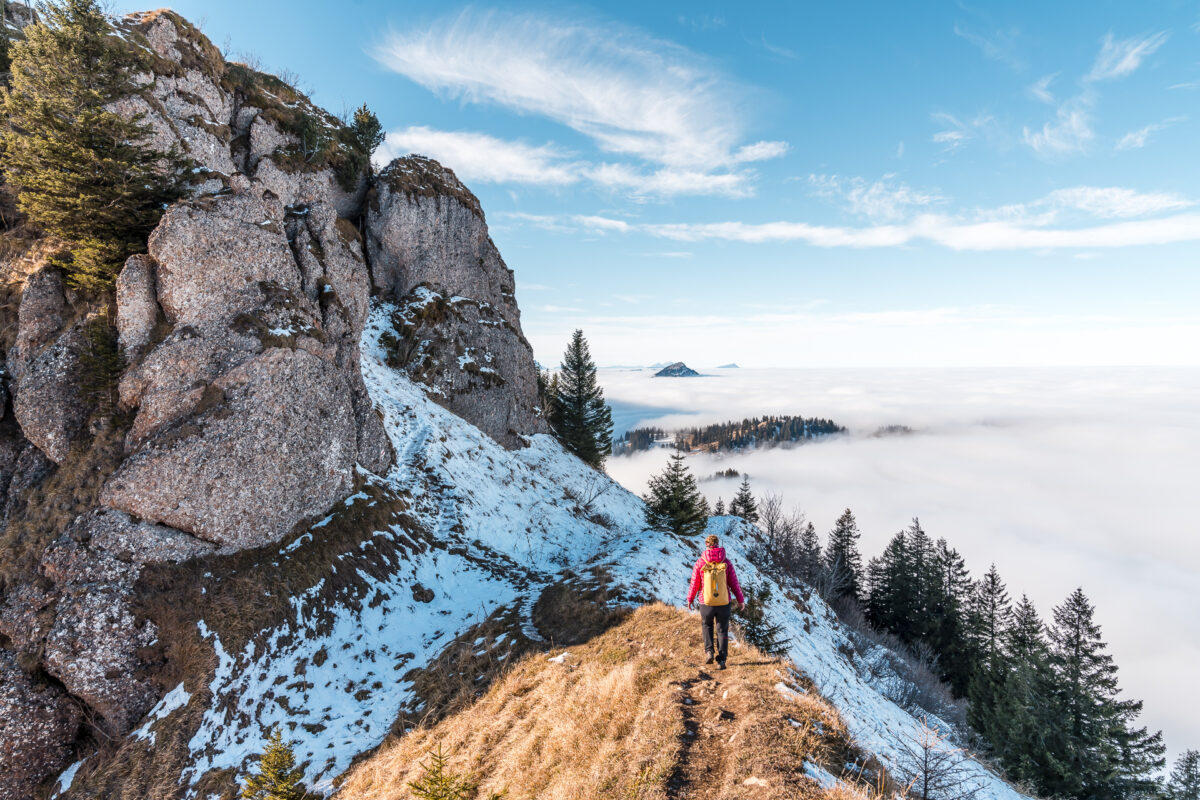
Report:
686,546,745,606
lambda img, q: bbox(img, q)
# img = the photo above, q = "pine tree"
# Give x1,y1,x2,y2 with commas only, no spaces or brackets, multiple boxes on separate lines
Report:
548,330,613,469
966,564,1013,738
734,584,789,655
927,539,975,695
712,497,725,516
241,728,315,800
1042,588,1165,800
727,476,758,524
407,743,480,800
1,0,186,290
823,508,864,602
1168,751,1200,800
797,521,822,585
642,453,708,536
987,595,1055,785
350,102,384,158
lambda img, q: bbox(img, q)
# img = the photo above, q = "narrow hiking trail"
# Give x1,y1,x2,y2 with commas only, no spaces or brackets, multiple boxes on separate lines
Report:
339,604,875,800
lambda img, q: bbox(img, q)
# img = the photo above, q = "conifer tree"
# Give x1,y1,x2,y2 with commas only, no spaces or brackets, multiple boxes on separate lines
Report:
712,497,725,516
727,476,758,524
350,102,384,158
1,0,186,290
1042,588,1164,800
642,452,708,536
1168,751,1200,800
966,564,1013,737
823,508,864,602
242,728,315,800
548,330,613,469
408,744,480,800
797,520,822,585
927,539,975,695
986,595,1055,785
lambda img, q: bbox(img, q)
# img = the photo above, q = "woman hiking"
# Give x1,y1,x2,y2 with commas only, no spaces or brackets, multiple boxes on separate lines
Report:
686,534,745,669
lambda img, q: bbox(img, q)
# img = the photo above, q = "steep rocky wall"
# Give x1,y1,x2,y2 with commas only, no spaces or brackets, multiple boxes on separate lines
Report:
365,156,548,447
0,8,551,798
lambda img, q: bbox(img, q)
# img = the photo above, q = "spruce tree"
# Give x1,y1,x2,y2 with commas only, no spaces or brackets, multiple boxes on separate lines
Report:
642,453,708,536
1168,751,1200,800
350,102,384,158
1,0,186,290
712,497,725,516
927,539,975,695
966,564,1013,738
548,330,613,469
242,728,315,800
797,521,822,585
408,744,479,800
727,476,758,524
987,595,1055,785
823,508,864,602
1043,588,1164,800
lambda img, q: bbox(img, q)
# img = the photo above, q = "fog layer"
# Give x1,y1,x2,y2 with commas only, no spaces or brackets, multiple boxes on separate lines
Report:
603,366,1200,758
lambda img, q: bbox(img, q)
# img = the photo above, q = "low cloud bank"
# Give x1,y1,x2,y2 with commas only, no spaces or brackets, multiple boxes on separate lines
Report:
603,366,1200,759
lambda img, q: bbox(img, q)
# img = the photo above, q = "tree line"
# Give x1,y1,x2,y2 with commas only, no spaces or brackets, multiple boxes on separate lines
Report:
640,455,1194,800
614,414,844,455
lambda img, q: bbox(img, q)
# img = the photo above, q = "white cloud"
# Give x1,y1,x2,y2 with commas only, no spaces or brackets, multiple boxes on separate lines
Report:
809,174,944,222
584,163,756,198
1115,118,1181,151
1029,73,1057,103
732,140,790,163
1088,31,1169,81
373,9,783,172
595,367,1200,758
953,23,1023,70
1022,98,1094,156
377,126,578,185
505,188,1199,251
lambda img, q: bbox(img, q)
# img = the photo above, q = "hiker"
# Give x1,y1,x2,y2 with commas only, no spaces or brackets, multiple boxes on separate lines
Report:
686,534,745,669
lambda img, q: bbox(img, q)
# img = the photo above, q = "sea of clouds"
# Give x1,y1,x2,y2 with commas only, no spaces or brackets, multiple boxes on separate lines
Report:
602,365,1200,760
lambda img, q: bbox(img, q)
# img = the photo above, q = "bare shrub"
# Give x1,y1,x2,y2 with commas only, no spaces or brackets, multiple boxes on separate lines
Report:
893,717,985,800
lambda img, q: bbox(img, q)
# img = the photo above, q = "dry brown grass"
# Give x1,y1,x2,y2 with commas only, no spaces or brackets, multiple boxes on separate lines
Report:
339,604,896,800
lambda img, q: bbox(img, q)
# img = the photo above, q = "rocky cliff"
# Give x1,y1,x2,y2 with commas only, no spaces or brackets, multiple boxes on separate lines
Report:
0,8,546,798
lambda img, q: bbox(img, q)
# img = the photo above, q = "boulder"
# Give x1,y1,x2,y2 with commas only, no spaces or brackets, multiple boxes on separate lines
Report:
0,648,82,800
39,510,213,734
102,348,358,549
11,323,89,464
366,156,547,447
9,265,67,377
149,189,298,329
116,254,161,362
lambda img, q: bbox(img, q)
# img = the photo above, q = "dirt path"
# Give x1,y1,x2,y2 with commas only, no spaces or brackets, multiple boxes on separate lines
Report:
667,664,739,799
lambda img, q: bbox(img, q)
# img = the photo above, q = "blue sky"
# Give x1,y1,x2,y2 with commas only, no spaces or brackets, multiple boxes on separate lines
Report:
119,0,1200,367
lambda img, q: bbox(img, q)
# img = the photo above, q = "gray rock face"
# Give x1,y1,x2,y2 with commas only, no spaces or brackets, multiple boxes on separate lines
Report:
104,347,358,549
39,510,213,734
366,157,547,447
11,322,89,464
116,254,160,361
9,266,68,376
0,649,82,800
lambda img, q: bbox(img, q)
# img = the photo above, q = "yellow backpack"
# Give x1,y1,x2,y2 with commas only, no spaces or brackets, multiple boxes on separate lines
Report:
701,560,730,606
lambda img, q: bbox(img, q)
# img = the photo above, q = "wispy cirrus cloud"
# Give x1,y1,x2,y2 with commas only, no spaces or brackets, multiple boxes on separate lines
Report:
1088,31,1169,81
377,126,578,185
808,174,945,222
1115,117,1183,151
1029,73,1057,103
372,8,786,198
1022,96,1095,156
500,186,1197,251
953,22,1024,70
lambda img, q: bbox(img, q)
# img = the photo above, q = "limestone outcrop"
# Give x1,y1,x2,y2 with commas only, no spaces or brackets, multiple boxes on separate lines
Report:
366,156,547,447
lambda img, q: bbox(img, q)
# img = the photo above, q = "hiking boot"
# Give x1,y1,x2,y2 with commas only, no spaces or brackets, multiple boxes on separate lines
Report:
704,655,715,665
717,661,726,670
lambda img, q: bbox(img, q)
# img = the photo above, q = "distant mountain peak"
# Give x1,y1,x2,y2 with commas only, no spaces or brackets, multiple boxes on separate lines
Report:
654,361,700,377
717,362,739,368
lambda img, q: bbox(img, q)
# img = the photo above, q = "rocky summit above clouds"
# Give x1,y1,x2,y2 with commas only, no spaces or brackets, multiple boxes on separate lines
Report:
0,7,547,797
654,360,701,377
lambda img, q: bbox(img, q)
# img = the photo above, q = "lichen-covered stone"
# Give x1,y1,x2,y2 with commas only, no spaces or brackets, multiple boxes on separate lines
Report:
0,648,82,800
116,254,160,362
9,265,67,378
11,323,89,463
102,348,358,548
150,189,298,329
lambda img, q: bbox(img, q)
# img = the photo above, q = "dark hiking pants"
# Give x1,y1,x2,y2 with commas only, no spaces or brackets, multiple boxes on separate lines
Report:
700,603,731,663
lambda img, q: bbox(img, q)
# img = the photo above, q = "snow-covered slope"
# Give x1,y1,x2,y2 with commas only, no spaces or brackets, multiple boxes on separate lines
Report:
58,301,1027,799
